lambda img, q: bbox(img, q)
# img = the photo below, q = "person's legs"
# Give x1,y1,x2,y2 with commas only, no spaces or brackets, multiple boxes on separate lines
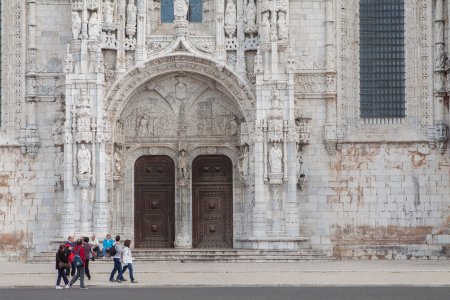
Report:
85,259,91,279
128,263,135,281
69,266,80,286
79,267,85,287
116,259,123,280
61,269,69,285
70,262,76,276
56,270,62,286
109,258,120,281
119,264,128,281
102,247,107,257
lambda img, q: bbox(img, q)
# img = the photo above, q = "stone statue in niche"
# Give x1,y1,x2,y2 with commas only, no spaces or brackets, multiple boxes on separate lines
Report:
260,11,271,44
55,150,64,176
79,88,90,107
436,44,446,70
174,0,189,20
72,12,82,40
77,143,92,175
126,1,137,37
277,11,287,41
178,150,189,180
244,0,257,34
88,12,101,41
103,0,114,23
239,147,249,178
224,0,237,37
137,116,149,136
225,115,239,135
269,143,282,173
114,150,122,175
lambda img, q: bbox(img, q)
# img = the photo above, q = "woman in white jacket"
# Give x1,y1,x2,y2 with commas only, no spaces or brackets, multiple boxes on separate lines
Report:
118,239,138,283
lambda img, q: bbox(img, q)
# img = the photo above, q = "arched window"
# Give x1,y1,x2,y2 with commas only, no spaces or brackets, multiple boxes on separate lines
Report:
161,0,203,23
359,0,405,118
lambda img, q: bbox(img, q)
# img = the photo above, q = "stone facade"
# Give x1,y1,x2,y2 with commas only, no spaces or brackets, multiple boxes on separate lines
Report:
0,0,449,260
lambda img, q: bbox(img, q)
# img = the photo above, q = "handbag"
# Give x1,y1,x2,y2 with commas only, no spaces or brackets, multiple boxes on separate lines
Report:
58,261,70,269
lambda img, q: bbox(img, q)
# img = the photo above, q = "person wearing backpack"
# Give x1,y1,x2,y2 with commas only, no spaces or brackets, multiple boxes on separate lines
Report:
68,239,88,289
109,235,124,282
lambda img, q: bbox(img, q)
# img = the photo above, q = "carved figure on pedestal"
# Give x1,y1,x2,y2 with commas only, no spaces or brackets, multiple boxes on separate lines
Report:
239,147,249,179
260,12,271,44
79,88,90,107
224,0,237,37
103,0,114,23
269,143,282,173
126,1,137,37
277,11,287,41
174,0,189,20
178,150,189,180
77,144,92,175
88,12,101,41
245,0,257,34
72,12,82,40
137,116,149,136
114,150,122,175
436,44,446,70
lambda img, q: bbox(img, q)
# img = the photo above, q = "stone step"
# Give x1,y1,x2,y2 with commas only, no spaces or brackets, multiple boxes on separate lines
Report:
28,249,331,263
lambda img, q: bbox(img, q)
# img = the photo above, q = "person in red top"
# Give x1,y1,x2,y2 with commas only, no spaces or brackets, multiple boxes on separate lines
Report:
68,239,88,289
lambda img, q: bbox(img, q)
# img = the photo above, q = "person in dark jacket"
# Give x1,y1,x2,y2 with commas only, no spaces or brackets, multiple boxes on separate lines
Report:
68,239,88,289
64,235,76,277
55,244,70,289
82,236,94,280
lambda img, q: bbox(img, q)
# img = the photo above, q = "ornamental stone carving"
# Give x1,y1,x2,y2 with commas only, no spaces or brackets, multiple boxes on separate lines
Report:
269,143,282,173
225,0,237,37
244,0,257,35
77,143,92,175
72,12,82,40
88,12,101,41
126,1,137,37
174,0,189,20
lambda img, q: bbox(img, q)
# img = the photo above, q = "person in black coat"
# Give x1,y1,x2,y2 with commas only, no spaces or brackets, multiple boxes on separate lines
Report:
55,244,70,289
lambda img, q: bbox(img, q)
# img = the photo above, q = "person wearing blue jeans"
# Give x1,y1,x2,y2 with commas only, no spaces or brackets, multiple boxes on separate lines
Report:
109,235,124,282
118,239,138,283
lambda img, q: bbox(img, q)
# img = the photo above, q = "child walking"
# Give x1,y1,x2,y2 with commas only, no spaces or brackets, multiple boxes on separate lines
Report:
118,239,138,283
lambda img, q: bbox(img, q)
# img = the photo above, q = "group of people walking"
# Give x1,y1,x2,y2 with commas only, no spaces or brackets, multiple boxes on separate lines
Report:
55,233,137,289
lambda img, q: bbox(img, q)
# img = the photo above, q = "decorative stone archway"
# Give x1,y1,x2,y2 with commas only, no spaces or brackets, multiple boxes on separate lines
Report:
105,55,255,247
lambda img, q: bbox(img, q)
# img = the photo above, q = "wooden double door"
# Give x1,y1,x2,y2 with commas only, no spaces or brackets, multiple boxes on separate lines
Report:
134,155,233,248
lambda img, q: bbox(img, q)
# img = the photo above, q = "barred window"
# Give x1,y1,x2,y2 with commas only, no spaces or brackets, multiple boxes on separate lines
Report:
161,0,203,23
359,0,405,118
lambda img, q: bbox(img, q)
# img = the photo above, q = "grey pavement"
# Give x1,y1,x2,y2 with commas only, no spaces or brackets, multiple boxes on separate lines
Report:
1,260,450,288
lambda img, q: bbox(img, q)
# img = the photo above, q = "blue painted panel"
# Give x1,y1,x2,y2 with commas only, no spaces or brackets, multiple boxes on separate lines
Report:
161,0,174,23
188,0,202,22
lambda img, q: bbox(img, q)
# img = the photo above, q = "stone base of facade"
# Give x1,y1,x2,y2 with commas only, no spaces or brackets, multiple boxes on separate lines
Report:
235,237,310,250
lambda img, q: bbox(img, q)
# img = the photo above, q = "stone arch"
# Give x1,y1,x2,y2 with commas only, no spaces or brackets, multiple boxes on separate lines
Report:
105,54,256,127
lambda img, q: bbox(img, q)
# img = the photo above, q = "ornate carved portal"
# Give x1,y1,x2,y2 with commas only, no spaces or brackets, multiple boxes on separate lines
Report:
192,156,233,248
134,155,175,248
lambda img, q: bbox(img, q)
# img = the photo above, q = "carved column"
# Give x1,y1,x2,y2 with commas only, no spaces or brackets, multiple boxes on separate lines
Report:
22,0,39,158
433,0,449,153
135,0,147,63
236,0,246,76
117,0,127,72
323,0,339,155
216,0,226,62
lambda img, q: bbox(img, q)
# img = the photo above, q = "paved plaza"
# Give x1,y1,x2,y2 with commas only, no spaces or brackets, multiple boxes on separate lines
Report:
1,260,450,288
